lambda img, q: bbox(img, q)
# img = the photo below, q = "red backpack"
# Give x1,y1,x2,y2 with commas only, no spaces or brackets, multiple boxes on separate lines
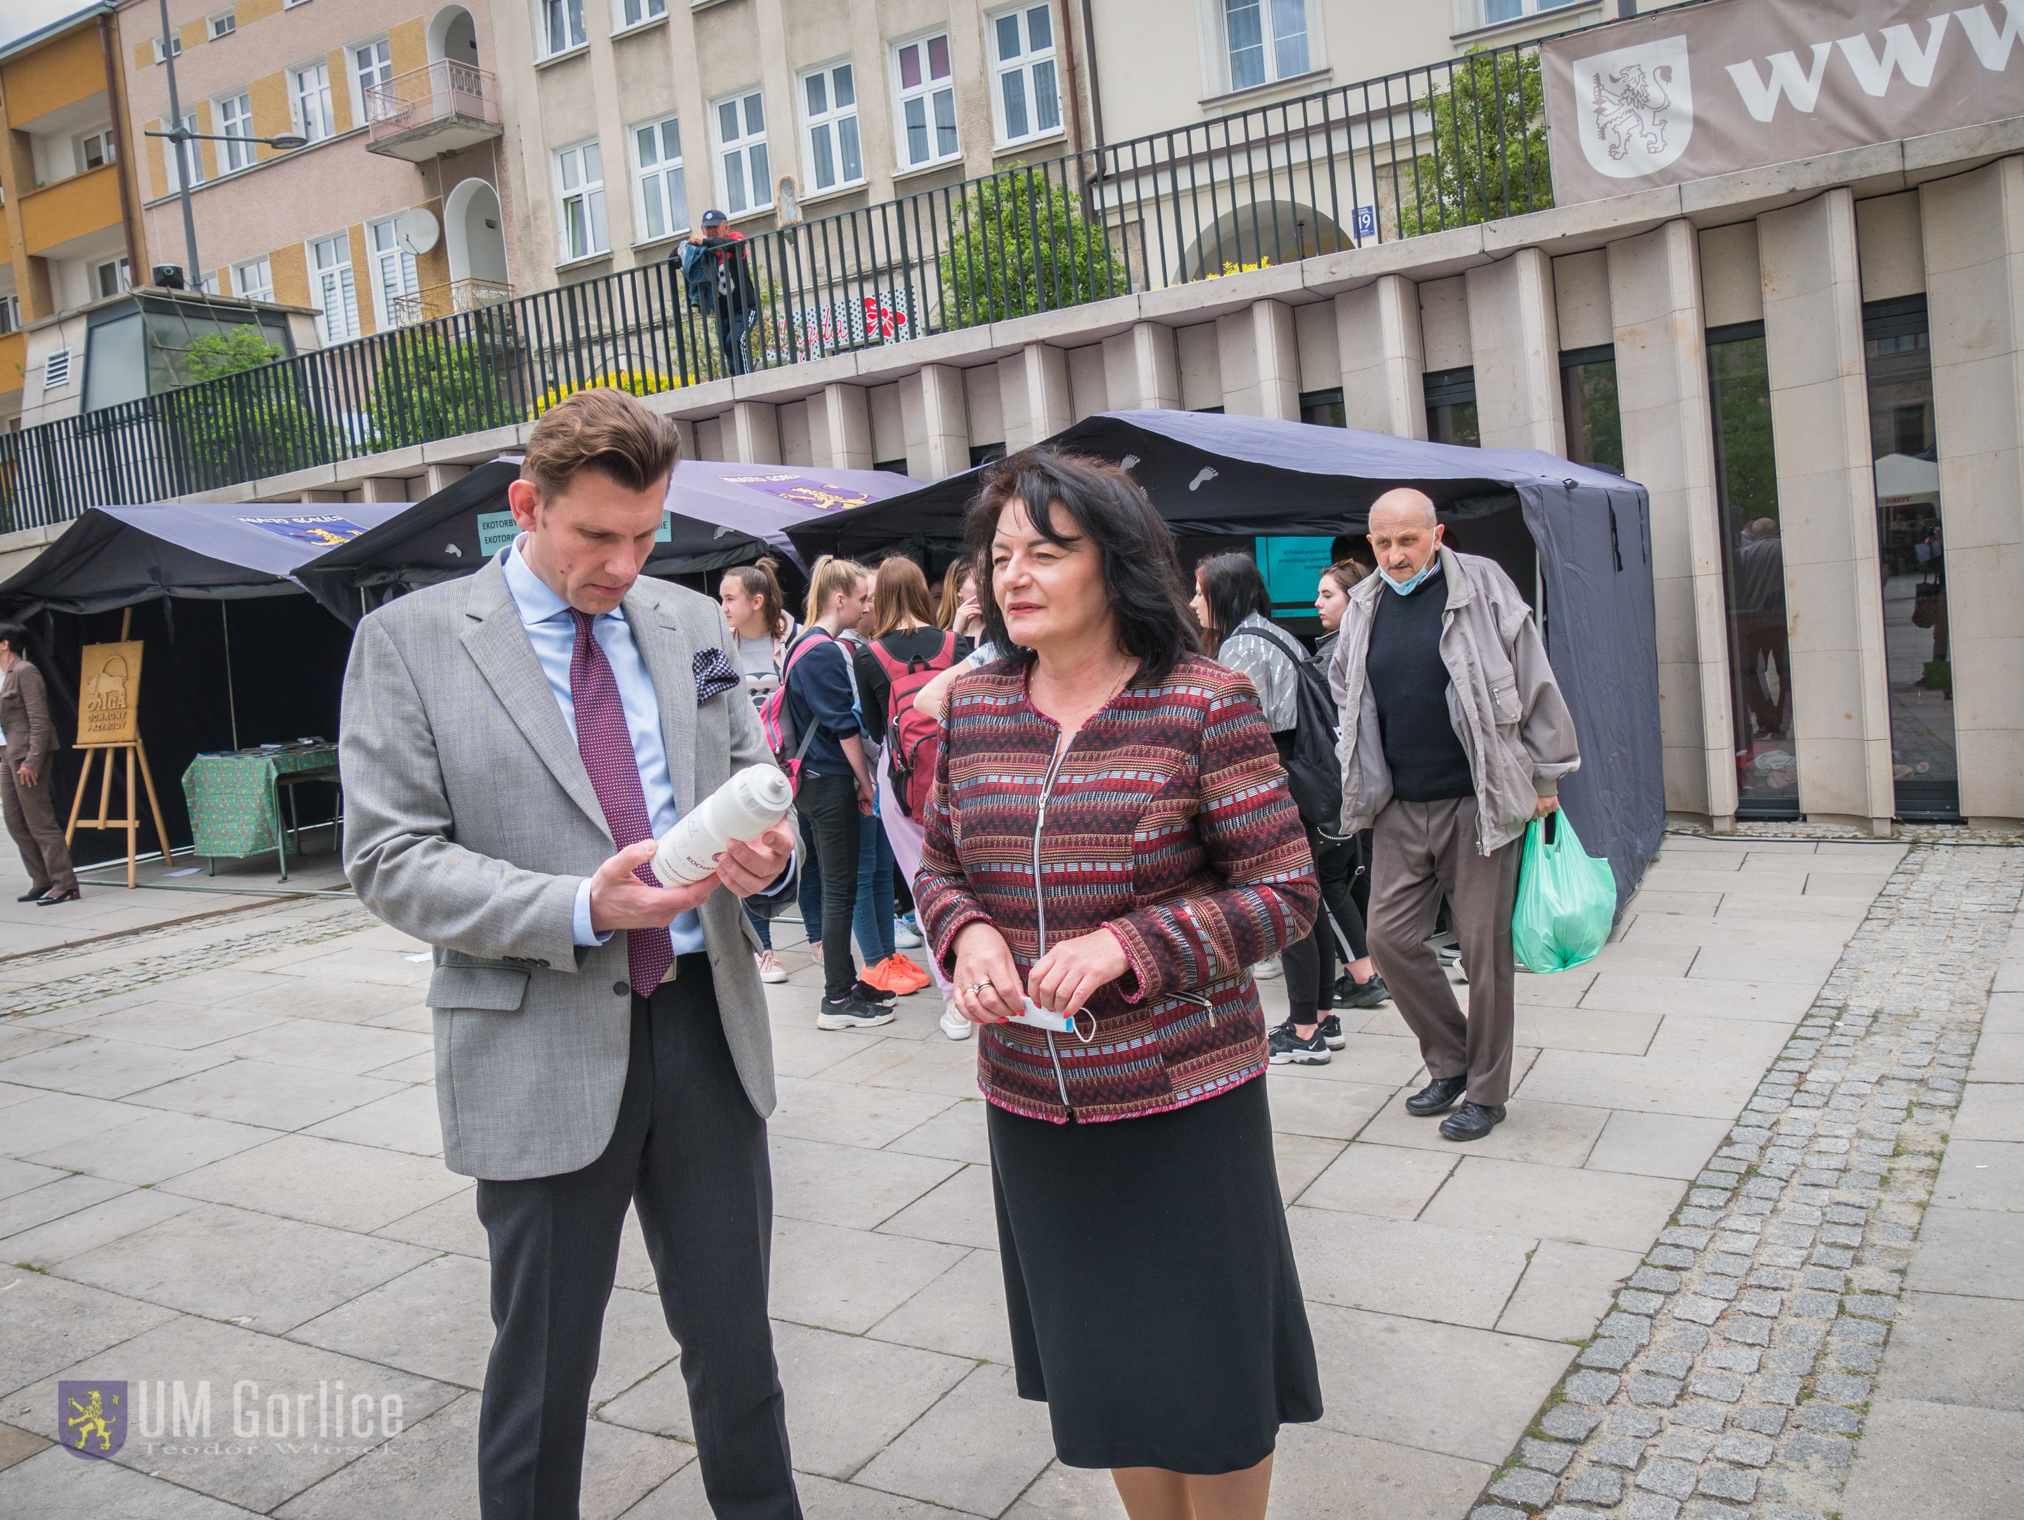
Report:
758,628,838,790
869,630,958,818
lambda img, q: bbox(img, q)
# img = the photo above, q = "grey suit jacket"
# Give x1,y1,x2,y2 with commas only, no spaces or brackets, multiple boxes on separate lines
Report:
341,558,783,1181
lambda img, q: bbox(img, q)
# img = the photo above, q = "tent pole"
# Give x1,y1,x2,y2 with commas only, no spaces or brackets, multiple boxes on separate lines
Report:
222,601,240,751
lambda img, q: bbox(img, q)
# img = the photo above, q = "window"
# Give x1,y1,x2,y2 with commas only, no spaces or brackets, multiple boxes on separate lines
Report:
800,63,862,194
310,232,360,342
989,5,1060,145
1707,321,1794,818
217,93,254,173
152,34,183,63
1423,367,1479,447
555,141,609,260
1298,387,1344,427
713,91,770,215
540,0,587,56
1480,0,1582,24
210,10,235,38
893,34,957,168
1225,0,1308,92
1863,296,1956,820
369,216,421,326
77,130,118,172
632,117,688,242
96,258,132,298
162,114,202,191
293,61,335,143
234,255,273,303
1559,345,1624,476
617,0,666,26
355,38,393,110
0,295,20,334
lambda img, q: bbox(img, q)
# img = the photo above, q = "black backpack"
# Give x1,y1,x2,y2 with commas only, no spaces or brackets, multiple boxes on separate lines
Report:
1221,623,1344,835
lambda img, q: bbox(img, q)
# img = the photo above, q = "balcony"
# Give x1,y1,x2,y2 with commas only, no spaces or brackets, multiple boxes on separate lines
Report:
387,277,513,327
364,61,504,161
19,165,122,259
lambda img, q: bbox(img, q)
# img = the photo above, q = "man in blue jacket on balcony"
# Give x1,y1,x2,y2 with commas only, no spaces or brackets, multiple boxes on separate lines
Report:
676,210,760,378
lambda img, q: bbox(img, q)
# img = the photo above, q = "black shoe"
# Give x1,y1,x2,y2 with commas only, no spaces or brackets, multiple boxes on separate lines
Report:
17,889,48,903
1405,1075,1467,1116
1318,1013,1347,1050
817,992,896,1031
1267,1022,1331,1065
1337,974,1390,1010
1440,1100,1507,1142
852,977,897,1005
35,888,81,906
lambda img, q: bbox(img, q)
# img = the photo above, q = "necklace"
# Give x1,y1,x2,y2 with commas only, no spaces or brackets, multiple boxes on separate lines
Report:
1044,654,1135,759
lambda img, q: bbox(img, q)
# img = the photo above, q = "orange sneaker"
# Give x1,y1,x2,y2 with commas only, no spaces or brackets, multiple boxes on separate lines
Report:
858,957,899,994
885,954,933,994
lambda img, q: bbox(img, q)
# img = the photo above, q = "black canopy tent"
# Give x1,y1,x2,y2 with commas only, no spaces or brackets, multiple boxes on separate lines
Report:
790,410,1663,903
0,500,410,865
298,457,926,625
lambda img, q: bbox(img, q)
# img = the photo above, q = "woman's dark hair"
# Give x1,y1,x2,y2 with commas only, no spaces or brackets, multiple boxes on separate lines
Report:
0,618,26,655
962,447,1197,685
1192,552,1271,654
720,556,787,637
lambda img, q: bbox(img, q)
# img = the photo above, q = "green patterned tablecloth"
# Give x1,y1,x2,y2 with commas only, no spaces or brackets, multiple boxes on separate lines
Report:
182,744,340,860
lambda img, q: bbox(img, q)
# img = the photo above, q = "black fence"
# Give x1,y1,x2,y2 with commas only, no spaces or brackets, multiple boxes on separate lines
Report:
0,36,1554,529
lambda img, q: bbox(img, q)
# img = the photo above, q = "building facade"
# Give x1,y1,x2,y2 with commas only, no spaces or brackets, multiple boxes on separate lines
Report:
116,0,514,338
0,3,149,432
487,0,1100,296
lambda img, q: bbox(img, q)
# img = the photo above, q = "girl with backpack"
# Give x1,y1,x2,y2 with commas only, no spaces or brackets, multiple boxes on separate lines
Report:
855,558,965,1037
720,558,800,982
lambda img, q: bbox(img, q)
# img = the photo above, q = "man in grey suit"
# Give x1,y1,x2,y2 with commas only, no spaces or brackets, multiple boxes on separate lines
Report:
342,390,801,1520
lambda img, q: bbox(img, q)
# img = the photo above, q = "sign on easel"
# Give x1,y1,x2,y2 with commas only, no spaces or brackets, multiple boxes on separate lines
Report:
67,625,171,888
77,641,143,746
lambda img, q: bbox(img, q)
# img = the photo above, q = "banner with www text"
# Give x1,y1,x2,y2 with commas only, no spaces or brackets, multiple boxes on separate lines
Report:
1540,0,2024,206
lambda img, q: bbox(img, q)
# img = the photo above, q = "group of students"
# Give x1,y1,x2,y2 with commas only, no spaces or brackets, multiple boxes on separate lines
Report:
720,552,992,1039
723,544,1423,1055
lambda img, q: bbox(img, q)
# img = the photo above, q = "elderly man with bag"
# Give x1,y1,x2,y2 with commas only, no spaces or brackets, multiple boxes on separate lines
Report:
1328,489,1579,1141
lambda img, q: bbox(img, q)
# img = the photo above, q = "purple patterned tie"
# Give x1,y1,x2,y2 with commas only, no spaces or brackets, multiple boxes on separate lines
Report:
568,609,673,995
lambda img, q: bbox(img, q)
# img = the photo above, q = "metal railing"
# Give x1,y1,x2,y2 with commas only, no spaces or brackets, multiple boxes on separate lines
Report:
386,277,514,327
0,36,1554,530
364,60,499,146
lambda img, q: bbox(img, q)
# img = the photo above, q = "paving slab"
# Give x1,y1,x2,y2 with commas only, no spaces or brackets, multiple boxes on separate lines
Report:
1287,1207,1533,1329
124,1059,406,1132
769,1135,961,1231
1904,1205,2024,1298
851,1362,1056,1514
1297,1141,1458,1220
1493,1237,1643,1343
1876,1290,2024,1410
158,1133,470,1233
0,1444,264,1518
0,1269,179,1400
0,1183,203,1269
769,1216,968,1335
1840,1397,2024,1520
875,1162,997,1250
864,1247,1015,1366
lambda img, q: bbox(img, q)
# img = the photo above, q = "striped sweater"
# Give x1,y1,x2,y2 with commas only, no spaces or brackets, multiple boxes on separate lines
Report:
915,651,1317,1124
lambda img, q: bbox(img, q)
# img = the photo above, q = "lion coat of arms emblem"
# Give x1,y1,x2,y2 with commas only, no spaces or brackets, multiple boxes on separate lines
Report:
1571,35,1695,180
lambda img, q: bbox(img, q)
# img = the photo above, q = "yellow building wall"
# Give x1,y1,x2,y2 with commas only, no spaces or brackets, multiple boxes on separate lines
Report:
247,71,289,162
389,18,428,79
5,26,108,125
270,239,310,311
327,49,354,135
239,0,285,23
348,221,374,335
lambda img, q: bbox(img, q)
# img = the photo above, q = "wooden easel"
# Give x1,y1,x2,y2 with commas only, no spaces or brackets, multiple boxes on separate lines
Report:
63,610,173,888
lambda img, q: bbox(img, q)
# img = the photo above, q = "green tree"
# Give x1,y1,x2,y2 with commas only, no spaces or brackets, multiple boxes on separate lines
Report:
366,330,511,448
171,331,334,489
183,327,286,382
938,163,1129,330
1398,48,1553,237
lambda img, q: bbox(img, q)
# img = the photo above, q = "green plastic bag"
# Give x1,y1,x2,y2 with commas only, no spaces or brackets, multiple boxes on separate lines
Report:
1511,811,1617,973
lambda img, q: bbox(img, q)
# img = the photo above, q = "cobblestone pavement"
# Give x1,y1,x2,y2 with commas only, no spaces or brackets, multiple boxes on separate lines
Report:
1473,842,2024,1520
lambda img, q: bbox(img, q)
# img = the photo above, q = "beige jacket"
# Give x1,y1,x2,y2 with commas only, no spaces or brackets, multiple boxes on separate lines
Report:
0,659,59,772
1328,547,1579,856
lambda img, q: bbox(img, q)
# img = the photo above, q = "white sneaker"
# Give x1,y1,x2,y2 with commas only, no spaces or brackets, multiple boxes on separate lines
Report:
1254,956,1283,980
893,916,923,948
754,949,788,984
939,1002,974,1041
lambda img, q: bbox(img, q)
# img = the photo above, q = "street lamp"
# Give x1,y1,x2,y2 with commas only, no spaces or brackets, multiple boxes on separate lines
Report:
146,0,306,291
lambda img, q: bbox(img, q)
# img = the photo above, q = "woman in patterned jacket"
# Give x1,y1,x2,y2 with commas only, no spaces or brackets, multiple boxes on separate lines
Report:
914,448,1322,1516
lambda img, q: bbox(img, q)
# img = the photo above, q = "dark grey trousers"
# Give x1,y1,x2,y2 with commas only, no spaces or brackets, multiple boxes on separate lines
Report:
0,760,76,897
1366,796,1523,1107
474,956,800,1520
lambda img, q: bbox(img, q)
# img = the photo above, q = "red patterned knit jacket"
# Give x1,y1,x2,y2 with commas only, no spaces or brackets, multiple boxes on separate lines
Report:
915,651,1317,1124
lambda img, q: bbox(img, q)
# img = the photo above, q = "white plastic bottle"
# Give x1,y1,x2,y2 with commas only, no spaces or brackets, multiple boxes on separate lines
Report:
650,764,795,887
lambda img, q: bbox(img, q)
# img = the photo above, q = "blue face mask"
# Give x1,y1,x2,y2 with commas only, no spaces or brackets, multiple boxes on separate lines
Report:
1383,557,1438,597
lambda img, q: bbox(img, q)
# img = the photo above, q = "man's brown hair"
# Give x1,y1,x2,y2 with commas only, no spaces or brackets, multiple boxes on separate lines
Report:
520,387,680,498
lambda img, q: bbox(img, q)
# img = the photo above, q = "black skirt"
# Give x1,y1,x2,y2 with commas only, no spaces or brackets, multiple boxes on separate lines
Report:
987,1076,1324,1474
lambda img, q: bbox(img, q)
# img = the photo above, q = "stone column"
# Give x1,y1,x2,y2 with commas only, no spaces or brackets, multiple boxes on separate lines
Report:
1021,343,1072,442
1101,322,1180,411
359,477,409,503
1920,157,2024,825
1468,247,1565,454
1335,275,1426,437
1216,299,1299,418
424,462,469,496
1608,219,1739,830
910,364,969,479
1759,188,1895,834
730,400,781,465
817,383,873,470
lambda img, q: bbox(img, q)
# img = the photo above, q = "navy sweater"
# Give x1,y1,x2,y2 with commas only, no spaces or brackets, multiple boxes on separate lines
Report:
783,629,859,775
1365,566,1475,803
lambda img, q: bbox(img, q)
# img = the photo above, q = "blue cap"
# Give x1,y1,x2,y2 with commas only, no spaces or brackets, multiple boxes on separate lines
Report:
701,208,728,225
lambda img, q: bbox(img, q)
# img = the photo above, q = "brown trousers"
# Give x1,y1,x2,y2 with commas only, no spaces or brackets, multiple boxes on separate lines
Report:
1367,796,1521,1106
1,757,77,897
